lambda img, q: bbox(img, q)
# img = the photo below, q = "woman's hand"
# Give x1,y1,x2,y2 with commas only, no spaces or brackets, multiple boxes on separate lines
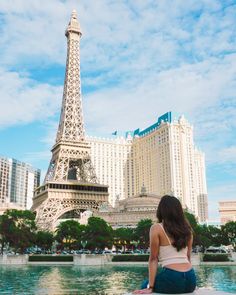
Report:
132,288,153,294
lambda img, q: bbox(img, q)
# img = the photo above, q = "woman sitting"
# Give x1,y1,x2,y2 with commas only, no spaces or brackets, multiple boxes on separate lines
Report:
133,195,196,294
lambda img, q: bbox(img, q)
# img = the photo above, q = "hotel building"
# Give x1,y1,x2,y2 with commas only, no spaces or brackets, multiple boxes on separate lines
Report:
0,156,40,213
88,112,208,222
219,201,236,224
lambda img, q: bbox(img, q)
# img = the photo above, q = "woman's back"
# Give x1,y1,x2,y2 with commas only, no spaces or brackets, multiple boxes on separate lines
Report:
158,223,189,268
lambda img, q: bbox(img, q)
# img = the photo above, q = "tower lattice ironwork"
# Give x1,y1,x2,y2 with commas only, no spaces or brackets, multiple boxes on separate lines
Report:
45,10,97,184
31,10,108,230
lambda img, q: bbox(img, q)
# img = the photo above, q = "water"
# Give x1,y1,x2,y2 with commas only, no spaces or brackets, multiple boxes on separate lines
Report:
0,265,235,294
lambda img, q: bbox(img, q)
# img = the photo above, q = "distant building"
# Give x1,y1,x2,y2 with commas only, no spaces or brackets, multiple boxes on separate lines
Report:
88,136,133,205
194,149,208,222
88,112,208,222
0,156,40,213
0,202,23,216
219,201,236,224
98,190,161,228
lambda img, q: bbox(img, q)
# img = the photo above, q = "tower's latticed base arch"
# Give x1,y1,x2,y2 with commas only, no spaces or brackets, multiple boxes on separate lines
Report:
32,181,108,231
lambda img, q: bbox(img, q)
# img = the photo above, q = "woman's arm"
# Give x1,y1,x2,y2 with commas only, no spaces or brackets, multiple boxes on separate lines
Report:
148,224,159,289
187,234,193,262
133,224,159,294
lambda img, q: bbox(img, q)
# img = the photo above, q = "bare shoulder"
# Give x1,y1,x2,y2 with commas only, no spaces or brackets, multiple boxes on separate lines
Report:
150,223,162,233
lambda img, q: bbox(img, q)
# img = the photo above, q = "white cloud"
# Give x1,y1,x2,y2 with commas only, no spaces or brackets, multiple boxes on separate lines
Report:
0,0,235,71
0,0,76,65
84,54,236,135
0,68,62,128
217,146,236,165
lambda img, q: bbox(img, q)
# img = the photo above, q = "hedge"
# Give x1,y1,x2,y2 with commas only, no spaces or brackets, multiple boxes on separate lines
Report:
112,255,149,262
202,254,229,262
29,255,73,262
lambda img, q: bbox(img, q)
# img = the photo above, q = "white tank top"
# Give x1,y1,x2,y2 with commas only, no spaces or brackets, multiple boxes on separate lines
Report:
158,223,189,267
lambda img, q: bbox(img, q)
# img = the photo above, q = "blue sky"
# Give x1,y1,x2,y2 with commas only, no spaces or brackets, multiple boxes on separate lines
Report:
0,0,236,220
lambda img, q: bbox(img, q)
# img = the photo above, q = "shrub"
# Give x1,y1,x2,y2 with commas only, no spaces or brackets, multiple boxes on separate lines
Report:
29,255,73,262
112,255,149,262
202,254,229,262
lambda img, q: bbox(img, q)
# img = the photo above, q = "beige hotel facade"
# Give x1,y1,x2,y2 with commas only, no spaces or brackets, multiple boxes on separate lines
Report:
87,112,208,223
219,200,236,224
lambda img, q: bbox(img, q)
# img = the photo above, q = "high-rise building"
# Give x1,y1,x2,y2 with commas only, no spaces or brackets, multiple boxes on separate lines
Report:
88,112,208,222
194,149,208,222
0,156,40,213
88,136,133,204
0,157,11,205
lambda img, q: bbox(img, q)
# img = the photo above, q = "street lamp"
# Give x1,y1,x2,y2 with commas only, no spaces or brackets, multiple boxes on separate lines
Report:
81,240,87,250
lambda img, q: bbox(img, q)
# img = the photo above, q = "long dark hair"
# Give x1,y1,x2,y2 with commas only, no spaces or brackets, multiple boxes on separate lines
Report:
156,195,192,251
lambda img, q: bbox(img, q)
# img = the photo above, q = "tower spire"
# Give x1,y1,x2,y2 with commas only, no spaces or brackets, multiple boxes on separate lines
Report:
66,9,82,37
56,9,84,143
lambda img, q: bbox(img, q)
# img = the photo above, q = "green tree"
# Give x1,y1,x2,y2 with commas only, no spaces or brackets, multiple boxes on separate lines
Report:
35,231,54,252
206,225,224,246
113,227,134,250
194,225,214,249
0,209,36,253
184,210,201,246
134,219,153,249
184,211,198,231
197,234,212,249
221,221,236,248
55,220,85,249
0,215,7,254
85,217,113,250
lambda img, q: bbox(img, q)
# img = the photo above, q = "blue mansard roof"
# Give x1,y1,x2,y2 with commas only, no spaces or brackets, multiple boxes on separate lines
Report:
101,112,183,139
126,112,175,138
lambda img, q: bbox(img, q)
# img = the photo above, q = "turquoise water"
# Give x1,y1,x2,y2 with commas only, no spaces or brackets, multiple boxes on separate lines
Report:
0,265,235,294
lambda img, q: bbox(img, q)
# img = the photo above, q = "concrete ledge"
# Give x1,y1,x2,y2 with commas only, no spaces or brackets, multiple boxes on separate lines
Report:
107,261,148,265
124,288,232,295
0,254,28,265
28,261,73,265
0,254,235,266
200,261,236,265
73,254,112,265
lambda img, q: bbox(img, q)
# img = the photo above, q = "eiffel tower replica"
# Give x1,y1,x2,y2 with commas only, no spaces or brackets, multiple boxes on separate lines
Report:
32,10,108,230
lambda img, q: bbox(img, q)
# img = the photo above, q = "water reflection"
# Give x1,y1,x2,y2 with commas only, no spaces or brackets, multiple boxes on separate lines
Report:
0,265,51,294
195,266,236,293
0,265,235,294
36,267,71,294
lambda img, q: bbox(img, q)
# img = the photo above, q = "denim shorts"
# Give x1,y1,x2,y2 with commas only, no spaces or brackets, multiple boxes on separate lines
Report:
141,267,196,294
